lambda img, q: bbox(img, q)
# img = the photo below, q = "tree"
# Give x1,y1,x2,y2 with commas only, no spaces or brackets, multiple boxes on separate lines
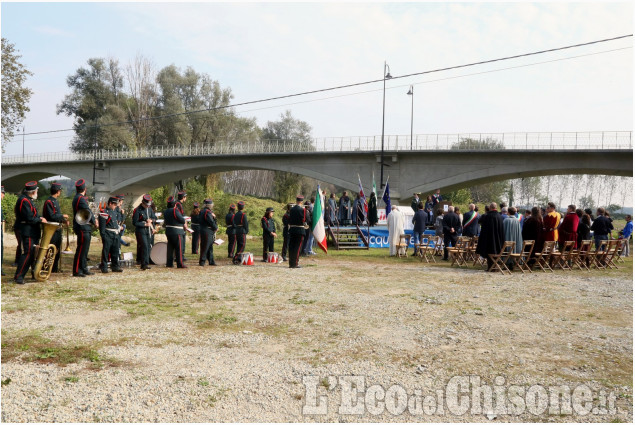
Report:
1,38,33,149
578,195,595,211
606,204,621,215
262,111,314,202
451,138,508,203
57,57,132,151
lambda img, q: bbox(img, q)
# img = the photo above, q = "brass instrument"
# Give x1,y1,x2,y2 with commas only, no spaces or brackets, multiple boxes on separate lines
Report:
75,208,92,226
33,222,60,282
62,223,73,254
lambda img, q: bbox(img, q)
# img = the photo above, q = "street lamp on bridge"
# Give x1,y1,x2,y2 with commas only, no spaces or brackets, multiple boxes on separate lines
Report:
380,61,392,188
407,85,414,150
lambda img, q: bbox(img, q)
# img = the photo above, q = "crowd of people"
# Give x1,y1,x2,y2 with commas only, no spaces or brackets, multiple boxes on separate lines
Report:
1,179,632,284
406,198,632,269
1,179,328,284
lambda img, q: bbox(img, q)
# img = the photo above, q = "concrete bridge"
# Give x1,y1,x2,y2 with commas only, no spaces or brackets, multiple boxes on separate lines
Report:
2,132,632,204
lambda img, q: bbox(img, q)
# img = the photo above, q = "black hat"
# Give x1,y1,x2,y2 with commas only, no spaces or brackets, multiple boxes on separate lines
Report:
193,202,199,208
204,198,213,205
50,182,62,191
296,195,304,202
266,207,274,213
142,194,152,204
229,203,236,210
75,179,86,191
108,196,119,204
177,191,187,200
25,181,38,191
237,201,245,208
116,194,125,200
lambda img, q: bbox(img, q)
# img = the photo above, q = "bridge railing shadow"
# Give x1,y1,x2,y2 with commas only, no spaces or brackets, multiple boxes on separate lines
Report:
2,131,631,164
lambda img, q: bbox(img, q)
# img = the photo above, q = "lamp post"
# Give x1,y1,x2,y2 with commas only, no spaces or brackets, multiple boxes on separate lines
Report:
380,61,392,188
407,85,414,150
18,126,25,161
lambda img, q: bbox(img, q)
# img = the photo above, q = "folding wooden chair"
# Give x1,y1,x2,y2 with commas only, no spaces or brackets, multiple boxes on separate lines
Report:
510,240,535,273
552,240,576,271
487,241,516,274
590,241,611,269
534,241,556,272
432,236,444,257
572,240,592,271
603,240,621,270
397,234,411,258
464,236,479,263
448,236,471,267
419,238,437,263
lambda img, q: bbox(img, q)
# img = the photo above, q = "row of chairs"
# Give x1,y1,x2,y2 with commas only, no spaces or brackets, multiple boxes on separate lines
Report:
413,235,628,275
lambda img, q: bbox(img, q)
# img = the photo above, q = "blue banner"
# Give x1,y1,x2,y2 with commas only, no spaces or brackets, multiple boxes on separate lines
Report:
358,228,437,248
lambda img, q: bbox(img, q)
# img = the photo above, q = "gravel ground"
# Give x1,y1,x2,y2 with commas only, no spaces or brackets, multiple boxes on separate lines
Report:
1,238,632,422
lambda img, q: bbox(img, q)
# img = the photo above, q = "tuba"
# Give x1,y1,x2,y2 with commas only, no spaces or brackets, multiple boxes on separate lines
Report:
33,222,60,281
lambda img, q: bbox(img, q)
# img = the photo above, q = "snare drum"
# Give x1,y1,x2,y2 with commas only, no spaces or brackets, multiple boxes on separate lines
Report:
240,252,254,265
150,242,168,265
267,252,279,263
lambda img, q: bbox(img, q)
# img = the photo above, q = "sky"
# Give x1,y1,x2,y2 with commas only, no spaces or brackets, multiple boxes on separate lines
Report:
0,1,633,157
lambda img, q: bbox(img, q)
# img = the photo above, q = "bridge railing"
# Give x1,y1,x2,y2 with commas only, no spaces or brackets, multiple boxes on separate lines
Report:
1,131,631,164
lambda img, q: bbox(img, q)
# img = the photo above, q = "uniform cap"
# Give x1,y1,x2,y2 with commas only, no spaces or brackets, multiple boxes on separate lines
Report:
237,201,245,207
229,204,236,210
266,207,274,213
116,194,125,200
193,202,199,208
142,194,152,204
108,196,119,204
177,191,187,200
296,195,304,202
50,182,62,190
166,196,175,203
75,179,86,190
25,181,38,191
204,198,213,205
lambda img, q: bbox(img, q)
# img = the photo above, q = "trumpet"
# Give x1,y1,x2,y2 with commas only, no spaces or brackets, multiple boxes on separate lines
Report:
62,222,73,254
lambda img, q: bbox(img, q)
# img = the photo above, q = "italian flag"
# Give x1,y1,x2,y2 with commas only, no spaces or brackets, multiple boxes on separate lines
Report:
312,184,328,253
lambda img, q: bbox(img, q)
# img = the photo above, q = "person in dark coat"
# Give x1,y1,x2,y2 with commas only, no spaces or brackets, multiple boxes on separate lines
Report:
521,206,545,262
42,182,68,273
190,202,201,254
164,196,186,268
261,207,277,262
72,179,97,277
442,206,461,260
225,204,236,258
232,201,249,264
462,204,479,237
288,196,307,268
198,199,218,266
576,209,591,248
411,202,427,256
281,203,292,262
368,192,378,227
14,181,48,284
98,197,124,273
132,195,155,270
476,202,505,270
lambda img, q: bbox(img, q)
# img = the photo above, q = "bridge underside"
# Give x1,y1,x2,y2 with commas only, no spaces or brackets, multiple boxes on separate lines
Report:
2,150,631,204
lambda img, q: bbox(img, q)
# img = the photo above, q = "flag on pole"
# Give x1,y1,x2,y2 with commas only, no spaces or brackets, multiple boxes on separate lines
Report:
312,185,328,253
357,174,368,215
382,178,391,216
372,171,377,196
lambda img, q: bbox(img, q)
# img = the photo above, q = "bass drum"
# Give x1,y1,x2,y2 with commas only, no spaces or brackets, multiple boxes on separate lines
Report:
150,242,168,265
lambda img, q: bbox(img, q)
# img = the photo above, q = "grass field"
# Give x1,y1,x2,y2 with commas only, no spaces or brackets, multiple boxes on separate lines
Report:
1,235,632,422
